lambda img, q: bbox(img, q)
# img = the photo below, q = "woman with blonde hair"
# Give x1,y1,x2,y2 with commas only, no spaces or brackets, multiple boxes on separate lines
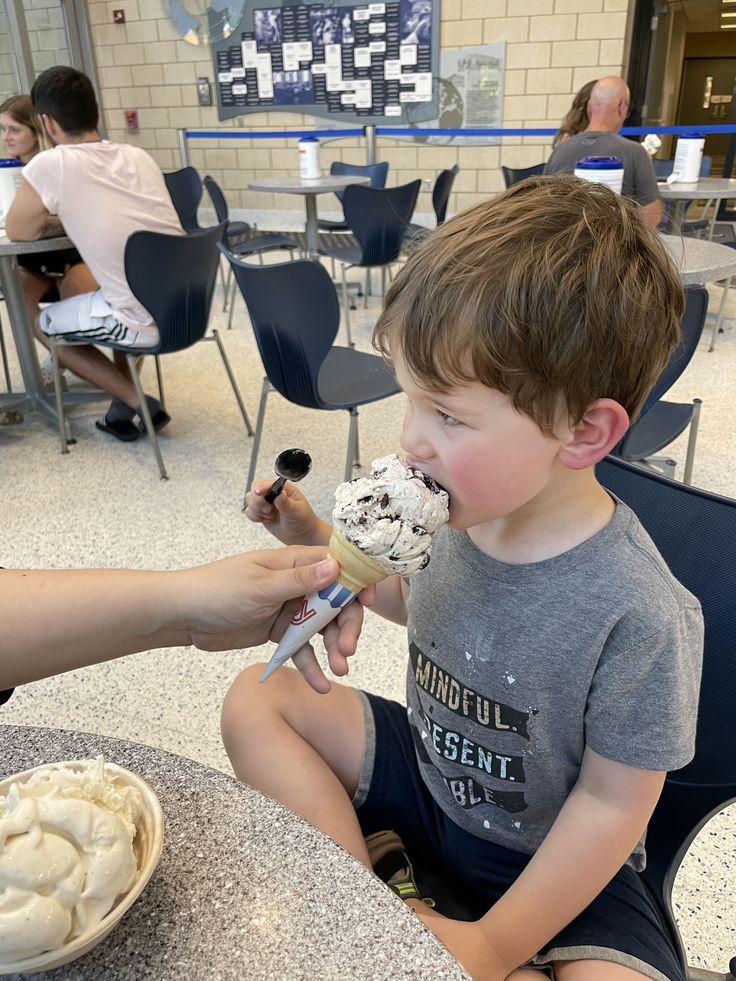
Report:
0,94,96,379
553,79,597,146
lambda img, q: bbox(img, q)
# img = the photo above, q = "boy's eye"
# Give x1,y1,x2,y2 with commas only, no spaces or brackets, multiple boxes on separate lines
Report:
438,410,460,427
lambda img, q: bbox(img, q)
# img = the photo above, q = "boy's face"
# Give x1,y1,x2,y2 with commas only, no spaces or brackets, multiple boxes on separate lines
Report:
394,351,571,530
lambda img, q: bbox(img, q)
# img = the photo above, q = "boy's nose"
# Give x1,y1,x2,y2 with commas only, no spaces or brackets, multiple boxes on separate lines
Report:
400,416,434,462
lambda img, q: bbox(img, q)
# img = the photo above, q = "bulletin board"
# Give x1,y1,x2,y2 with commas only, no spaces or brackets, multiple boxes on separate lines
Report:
210,0,440,125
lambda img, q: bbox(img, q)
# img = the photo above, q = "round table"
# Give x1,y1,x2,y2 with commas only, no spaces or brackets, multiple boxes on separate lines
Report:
0,235,104,430
659,177,736,240
247,175,370,256
661,234,736,350
1,726,469,981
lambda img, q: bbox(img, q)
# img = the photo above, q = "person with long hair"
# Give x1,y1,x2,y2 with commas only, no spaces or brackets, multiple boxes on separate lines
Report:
0,94,97,375
553,79,597,146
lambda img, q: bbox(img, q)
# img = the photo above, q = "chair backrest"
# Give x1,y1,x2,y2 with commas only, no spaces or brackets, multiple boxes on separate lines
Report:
163,166,203,233
432,164,459,225
501,163,545,187
341,180,422,266
124,222,226,354
618,284,708,452
643,283,707,414
203,174,229,224
329,160,389,203
595,456,736,944
220,251,339,409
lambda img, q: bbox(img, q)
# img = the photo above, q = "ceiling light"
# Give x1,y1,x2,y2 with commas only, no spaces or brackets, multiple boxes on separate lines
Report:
721,11,736,16
721,22,736,27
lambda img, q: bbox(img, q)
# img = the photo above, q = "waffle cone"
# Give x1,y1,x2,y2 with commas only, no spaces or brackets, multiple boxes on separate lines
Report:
329,529,388,594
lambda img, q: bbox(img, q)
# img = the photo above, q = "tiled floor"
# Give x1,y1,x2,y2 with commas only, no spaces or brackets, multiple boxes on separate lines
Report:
1,254,735,974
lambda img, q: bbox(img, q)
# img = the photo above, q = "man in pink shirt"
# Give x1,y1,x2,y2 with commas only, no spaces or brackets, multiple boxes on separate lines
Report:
6,66,185,441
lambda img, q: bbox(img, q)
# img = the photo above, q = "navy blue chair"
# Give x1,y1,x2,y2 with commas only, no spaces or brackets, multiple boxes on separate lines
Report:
203,175,298,328
595,456,736,981
501,163,545,187
612,284,708,484
218,250,400,502
48,223,253,480
163,166,203,233
317,160,390,234
318,180,421,345
404,165,460,248
408,457,736,980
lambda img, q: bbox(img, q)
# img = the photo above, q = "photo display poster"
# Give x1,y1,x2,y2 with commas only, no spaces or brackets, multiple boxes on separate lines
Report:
211,0,440,124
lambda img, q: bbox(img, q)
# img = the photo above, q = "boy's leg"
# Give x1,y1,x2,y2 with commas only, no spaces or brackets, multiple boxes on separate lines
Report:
221,663,372,866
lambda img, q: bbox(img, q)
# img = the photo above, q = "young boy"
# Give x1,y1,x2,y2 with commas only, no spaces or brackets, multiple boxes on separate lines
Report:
222,174,703,981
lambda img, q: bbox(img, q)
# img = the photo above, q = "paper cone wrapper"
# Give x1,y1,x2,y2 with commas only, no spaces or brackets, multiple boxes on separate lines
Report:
259,529,389,682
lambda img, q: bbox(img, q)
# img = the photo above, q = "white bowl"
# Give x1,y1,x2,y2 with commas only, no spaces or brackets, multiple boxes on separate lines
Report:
0,759,164,975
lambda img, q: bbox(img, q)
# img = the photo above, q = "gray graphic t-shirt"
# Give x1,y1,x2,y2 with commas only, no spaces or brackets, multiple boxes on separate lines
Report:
405,500,703,870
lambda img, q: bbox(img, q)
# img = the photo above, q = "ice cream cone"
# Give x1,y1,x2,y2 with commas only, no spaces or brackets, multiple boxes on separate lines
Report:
328,528,389,593
259,529,388,682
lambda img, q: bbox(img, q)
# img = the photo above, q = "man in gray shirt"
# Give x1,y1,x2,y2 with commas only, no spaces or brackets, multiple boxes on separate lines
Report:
545,76,663,228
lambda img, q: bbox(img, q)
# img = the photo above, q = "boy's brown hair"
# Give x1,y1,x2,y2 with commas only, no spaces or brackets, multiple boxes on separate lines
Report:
374,173,685,434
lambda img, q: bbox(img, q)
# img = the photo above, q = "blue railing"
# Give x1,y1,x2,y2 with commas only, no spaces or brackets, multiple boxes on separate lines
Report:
183,124,736,141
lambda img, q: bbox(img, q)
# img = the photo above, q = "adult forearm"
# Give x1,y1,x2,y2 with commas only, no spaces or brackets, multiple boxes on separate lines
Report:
1,569,187,688
643,198,664,228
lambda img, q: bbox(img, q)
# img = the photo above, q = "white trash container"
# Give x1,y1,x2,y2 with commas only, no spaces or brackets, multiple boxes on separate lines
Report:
573,156,624,194
671,133,704,184
298,136,320,180
0,158,23,226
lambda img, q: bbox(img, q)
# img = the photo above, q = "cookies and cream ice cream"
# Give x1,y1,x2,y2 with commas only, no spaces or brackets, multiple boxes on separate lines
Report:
260,454,449,681
0,757,141,964
332,454,450,577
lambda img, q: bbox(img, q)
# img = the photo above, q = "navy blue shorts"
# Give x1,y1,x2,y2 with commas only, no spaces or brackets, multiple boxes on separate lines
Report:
354,692,685,981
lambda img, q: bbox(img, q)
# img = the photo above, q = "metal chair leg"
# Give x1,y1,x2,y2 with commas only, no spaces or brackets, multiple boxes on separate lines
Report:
341,265,354,347
683,399,702,485
49,337,70,454
219,259,229,308
128,353,168,480
0,316,12,392
211,328,254,435
244,378,271,508
227,276,237,330
223,264,232,312
154,355,166,412
364,269,369,309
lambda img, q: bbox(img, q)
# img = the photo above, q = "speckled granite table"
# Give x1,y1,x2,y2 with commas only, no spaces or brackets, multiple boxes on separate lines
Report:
660,234,736,351
2,726,469,981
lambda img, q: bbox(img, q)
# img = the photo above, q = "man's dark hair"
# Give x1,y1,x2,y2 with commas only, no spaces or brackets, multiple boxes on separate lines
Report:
31,66,98,135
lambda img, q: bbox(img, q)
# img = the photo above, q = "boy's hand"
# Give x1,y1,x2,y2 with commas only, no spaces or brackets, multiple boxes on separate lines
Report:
410,905,510,981
245,478,327,546
289,585,376,694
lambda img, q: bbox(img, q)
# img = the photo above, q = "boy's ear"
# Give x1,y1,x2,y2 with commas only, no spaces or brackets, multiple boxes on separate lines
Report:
558,398,630,471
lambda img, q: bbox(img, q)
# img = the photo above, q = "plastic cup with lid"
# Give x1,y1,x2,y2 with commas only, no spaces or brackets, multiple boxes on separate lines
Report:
0,158,23,229
573,156,624,195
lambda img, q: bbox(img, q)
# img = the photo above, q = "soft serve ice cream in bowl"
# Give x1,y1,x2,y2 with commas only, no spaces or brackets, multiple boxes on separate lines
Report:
260,454,450,681
0,757,163,974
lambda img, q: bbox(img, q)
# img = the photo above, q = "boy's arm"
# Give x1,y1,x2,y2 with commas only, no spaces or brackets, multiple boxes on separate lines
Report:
246,479,409,625
419,748,665,981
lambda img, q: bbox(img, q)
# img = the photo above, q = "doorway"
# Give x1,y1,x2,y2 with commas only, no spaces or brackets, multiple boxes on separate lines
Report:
677,56,736,168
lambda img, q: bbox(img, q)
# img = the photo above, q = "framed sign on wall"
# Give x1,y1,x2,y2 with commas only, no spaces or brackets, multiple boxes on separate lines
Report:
209,0,440,125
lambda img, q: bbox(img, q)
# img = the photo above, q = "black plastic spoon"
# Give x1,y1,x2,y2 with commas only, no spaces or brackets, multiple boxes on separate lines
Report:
264,448,313,503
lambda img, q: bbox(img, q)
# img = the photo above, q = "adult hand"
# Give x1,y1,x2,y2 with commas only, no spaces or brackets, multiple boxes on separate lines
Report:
173,547,351,652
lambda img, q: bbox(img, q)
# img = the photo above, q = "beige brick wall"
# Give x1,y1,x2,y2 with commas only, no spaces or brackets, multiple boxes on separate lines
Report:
86,0,632,216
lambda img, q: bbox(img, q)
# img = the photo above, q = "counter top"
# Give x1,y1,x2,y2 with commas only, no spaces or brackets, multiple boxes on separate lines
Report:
2,726,469,981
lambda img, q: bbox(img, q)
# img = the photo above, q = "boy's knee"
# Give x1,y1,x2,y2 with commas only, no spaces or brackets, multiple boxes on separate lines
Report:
221,663,293,748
